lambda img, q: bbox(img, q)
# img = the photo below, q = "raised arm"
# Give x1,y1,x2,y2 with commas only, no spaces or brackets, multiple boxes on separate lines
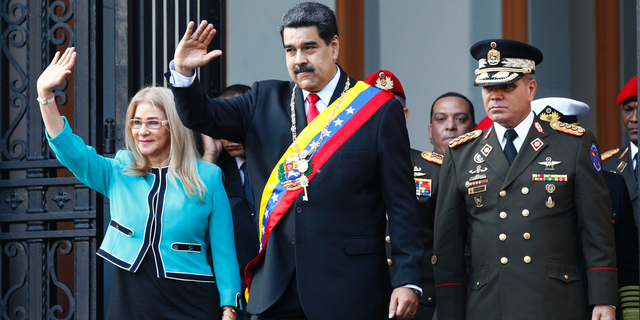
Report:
37,47,76,138
174,20,223,77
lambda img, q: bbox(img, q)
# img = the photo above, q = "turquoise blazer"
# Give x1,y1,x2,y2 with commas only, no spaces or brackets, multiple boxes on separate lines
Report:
47,117,241,309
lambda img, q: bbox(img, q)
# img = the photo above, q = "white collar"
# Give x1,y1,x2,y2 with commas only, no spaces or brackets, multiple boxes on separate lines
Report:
492,111,535,145
630,142,638,159
302,65,340,107
235,156,246,171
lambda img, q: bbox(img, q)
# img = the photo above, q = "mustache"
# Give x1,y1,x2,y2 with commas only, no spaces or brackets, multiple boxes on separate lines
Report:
294,64,315,74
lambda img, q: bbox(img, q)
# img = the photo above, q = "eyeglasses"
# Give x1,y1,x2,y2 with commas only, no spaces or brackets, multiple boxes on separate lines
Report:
129,119,169,129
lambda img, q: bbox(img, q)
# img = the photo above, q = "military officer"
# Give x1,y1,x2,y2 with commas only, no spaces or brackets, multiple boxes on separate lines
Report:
433,39,618,320
364,70,476,320
601,75,638,222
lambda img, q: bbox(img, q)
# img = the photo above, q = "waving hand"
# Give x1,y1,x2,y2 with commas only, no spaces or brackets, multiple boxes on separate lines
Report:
174,20,222,77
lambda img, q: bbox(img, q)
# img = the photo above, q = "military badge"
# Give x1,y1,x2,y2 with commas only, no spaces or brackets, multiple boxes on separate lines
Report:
600,148,619,161
617,161,627,172
415,178,431,197
431,255,437,265
589,143,601,172
414,166,426,177
468,185,487,195
470,165,488,174
483,127,493,141
537,157,560,170
487,42,500,65
532,174,567,182
545,196,555,208
375,71,394,91
530,138,544,151
550,121,585,136
619,147,629,160
278,157,313,190
474,196,483,207
421,151,443,165
481,144,493,157
449,130,482,147
534,121,545,134
469,174,486,181
474,153,485,163
545,184,556,194
465,179,488,188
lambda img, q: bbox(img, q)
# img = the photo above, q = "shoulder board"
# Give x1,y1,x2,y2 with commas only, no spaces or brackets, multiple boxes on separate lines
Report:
619,147,629,160
549,121,585,136
421,151,443,165
449,130,482,148
600,148,620,161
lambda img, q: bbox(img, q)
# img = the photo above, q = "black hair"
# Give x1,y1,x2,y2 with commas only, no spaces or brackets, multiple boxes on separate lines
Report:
429,92,475,124
279,2,338,45
219,84,251,99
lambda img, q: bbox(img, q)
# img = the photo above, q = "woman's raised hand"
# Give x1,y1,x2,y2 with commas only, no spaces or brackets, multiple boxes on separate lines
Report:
37,47,76,98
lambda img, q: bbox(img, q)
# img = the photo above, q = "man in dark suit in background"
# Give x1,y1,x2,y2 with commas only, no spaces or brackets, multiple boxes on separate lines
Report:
201,84,256,320
167,2,423,319
433,39,617,319
364,70,476,320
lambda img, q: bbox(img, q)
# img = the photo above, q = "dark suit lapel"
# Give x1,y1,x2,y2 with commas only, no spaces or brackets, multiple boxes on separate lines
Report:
621,150,638,201
482,127,509,182
502,122,548,189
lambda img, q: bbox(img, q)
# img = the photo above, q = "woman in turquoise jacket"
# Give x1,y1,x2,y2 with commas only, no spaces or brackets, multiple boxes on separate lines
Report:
37,48,241,319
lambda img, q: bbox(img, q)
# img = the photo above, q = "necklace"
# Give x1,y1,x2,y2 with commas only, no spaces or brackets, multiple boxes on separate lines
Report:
287,78,350,201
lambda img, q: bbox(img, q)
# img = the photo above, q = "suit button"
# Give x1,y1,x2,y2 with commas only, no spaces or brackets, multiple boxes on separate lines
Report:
296,207,303,213
564,275,569,280
172,244,178,250
290,238,295,245
524,256,531,263
523,232,531,240
387,259,393,266
501,257,508,264
499,233,507,241
385,236,391,243
499,211,507,219
427,297,433,302
521,187,529,194
499,190,507,197
522,209,530,217
476,282,480,287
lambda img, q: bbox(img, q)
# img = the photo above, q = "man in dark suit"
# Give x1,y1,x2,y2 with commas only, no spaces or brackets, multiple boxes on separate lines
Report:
167,3,423,319
602,76,638,223
433,39,617,319
364,70,476,320
201,84,257,320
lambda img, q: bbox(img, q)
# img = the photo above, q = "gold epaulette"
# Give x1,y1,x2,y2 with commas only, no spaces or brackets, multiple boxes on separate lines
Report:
421,151,443,165
448,130,482,148
600,148,620,161
549,121,585,136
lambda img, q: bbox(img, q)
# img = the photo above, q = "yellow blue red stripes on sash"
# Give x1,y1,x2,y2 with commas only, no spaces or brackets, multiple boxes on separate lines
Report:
244,81,394,300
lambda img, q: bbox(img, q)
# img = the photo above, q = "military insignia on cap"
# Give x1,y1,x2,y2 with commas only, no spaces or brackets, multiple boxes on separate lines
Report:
619,147,629,160
617,161,627,172
549,121,585,136
539,108,562,123
600,148,619,161
589,143,601,172
421,151,443,165
481,144,493,157
449,130,482,148
530,138,544,151
534,121,545,134
375,71,394,91
487,42,501,66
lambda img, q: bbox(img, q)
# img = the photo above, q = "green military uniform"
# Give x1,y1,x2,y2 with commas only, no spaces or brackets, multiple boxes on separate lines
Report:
433,119,618,319
386,148,441,319
602,146,638,219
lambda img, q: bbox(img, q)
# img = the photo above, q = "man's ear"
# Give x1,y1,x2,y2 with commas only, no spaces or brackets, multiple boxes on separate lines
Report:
428,124,433,140
331,35,339,60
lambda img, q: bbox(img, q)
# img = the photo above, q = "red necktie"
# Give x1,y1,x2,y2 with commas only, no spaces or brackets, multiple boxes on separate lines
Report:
306,93,320,125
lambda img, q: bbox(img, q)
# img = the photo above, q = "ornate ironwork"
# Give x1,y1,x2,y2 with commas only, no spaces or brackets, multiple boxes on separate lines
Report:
51,190,70,209
4,191,24,211
47,240,75,320
1,242,27,320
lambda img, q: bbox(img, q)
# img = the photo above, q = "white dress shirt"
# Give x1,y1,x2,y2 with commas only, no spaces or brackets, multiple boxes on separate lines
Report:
492,111,535,152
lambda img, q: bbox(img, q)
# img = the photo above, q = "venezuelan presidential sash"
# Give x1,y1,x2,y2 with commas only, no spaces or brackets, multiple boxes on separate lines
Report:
244,81,394,299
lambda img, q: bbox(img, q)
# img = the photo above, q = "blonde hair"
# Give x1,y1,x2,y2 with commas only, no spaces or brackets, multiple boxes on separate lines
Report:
124,87,207,202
